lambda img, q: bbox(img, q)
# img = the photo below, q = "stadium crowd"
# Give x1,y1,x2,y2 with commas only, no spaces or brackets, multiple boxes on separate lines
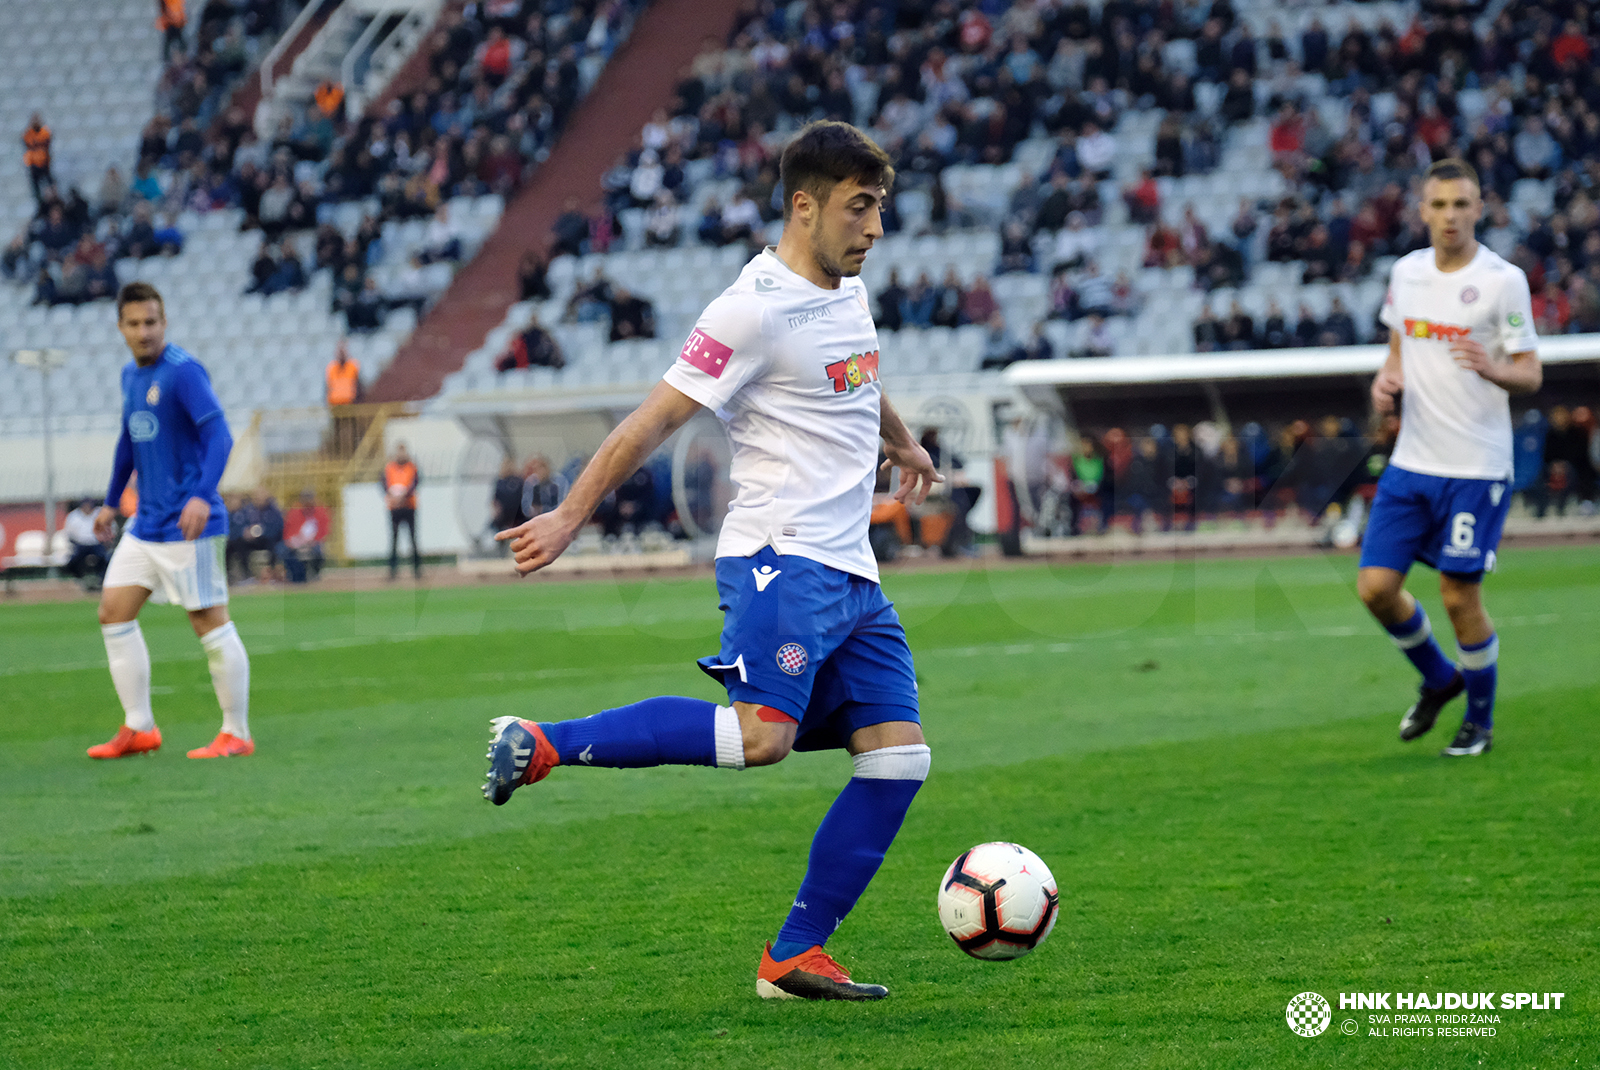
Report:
533,0,1600,356
5,0,642,328
1020,401,1599,538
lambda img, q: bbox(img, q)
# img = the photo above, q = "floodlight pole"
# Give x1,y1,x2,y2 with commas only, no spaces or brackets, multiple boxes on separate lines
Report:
11,348,70,574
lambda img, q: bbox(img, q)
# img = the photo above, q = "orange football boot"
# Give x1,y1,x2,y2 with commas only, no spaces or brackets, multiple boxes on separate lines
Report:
87,725,163,759
187,732,255,758
756,943,889,1001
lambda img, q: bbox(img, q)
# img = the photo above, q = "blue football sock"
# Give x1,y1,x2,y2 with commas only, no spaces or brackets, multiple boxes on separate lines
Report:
1459,634,1498,728
540,696,725,768
771,744,930,960
1384,605,1458,690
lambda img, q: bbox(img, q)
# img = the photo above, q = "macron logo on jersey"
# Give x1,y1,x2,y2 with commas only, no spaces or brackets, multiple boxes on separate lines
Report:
1403,318,1472,342
680,329,733,379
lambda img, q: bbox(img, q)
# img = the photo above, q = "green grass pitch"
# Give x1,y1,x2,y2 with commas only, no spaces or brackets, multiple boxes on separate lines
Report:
1,547,1596,1069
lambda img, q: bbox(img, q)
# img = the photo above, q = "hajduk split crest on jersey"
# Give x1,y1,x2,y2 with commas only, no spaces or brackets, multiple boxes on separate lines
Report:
1379,245,1539,481
663,247,884,582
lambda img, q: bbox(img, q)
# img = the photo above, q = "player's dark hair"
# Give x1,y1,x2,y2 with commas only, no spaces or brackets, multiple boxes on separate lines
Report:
779,121,895,222
116,281,165,318
1424,158,1479,190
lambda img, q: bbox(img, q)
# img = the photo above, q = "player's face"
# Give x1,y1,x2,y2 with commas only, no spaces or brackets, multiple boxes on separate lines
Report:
810,177,885,279
117,300,166,364
1418,178,1482,255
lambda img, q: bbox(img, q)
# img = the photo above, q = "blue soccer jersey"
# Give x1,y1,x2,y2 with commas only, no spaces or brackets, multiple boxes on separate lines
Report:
115,344,230,543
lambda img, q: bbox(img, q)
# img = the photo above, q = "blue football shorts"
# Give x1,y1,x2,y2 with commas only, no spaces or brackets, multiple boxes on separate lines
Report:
1359,464,1511,581
697,546,921,752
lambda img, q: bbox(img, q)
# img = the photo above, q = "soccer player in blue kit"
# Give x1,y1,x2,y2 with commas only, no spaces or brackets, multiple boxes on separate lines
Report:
482,123,941,1000
87,282,253,760
1358,160,1542,757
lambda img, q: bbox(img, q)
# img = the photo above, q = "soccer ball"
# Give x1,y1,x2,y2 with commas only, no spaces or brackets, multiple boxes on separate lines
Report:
937,842,1060,960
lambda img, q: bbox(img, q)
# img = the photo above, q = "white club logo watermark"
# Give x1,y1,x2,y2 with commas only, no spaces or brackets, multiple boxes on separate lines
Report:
1286,991,1332,1037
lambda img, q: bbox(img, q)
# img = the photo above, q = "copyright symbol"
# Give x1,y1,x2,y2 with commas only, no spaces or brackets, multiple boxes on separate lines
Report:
1341,1019,1359,1035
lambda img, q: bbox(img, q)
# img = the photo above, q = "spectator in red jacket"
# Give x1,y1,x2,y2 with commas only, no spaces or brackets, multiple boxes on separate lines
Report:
282,489,330,583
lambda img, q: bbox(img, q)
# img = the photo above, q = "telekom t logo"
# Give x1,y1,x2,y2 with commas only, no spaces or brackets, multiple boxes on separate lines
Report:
680,329,733,379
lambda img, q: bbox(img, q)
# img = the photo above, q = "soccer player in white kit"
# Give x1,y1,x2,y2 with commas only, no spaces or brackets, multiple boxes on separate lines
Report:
1357,159,1542,756
482,122,942,999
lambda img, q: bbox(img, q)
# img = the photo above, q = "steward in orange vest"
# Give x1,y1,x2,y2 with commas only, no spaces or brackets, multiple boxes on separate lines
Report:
326,346,360,406
314,80,345,120
383,444,421,579
156,0,186,58
23,115,51,199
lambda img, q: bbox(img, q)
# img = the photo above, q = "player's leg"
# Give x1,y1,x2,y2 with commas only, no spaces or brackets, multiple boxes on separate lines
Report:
157,535,253,759
1357,469,1462,739
760,583,927,1001
482,548,837,803
1440,572,1495,749
1434,477,1511,756
90,573,161,758
186,604,254,757
759,715,928,1002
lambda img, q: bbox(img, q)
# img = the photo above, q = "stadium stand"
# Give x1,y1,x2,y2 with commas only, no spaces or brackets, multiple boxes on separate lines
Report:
0,0,649,437
447,0,1596,388
1,0,1598,564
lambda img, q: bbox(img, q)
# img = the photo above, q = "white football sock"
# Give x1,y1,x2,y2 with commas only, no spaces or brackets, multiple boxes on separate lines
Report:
102,621,155,732
713,705,745,769
201,621,251,740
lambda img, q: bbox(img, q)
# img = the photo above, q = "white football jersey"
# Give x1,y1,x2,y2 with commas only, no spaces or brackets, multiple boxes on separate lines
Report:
663,247,885,580
1379,245,1538,480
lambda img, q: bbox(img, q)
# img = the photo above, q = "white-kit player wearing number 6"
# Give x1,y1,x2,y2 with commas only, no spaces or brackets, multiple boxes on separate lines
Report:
1356,159,1542,757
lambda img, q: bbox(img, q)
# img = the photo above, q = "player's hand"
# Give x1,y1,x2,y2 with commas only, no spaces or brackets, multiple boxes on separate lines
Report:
1449,338,1495,381
880,440,944,506
178,497,211,541
497,509,579,576
93,505,117,542
1371,367,1404,414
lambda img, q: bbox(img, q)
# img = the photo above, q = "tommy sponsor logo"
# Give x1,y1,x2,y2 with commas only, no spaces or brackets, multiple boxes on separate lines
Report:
680,329,734,379
824,350,880,393
787,306,833,329
1402,318,1471,342
776,642,808,676
752,564,782,591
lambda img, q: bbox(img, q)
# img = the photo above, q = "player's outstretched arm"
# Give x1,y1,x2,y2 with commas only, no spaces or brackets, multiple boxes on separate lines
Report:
879,393,943,506
1451,341,1542,395
1371,330,1405,414
498,381,703,575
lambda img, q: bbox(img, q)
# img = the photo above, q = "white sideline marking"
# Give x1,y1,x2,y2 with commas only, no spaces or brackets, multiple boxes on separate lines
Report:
5,612,1592,678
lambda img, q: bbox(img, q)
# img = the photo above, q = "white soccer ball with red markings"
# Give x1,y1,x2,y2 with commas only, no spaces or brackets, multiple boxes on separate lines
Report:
937,842,1060,960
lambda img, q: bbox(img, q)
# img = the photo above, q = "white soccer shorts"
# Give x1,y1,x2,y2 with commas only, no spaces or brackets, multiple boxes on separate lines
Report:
104,532,229,610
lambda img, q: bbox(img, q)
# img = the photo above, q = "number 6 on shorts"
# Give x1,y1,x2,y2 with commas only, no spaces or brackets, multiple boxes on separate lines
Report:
1450,512,1476,550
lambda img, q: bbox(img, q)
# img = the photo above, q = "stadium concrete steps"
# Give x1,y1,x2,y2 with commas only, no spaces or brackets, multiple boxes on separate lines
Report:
366,0,748,403
233,0,344,133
